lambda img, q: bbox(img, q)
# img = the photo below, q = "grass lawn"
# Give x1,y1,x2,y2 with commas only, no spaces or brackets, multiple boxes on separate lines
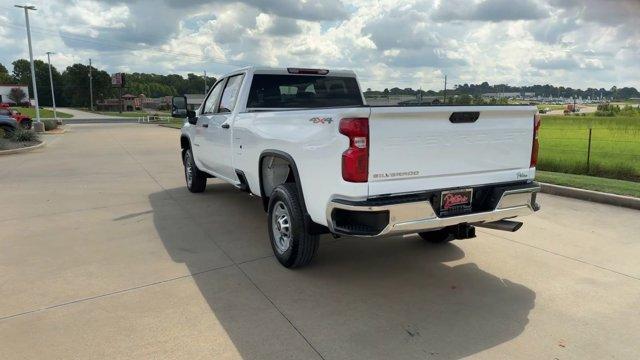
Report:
537,104,566,111
538,113,640,181
537,171,640,198
14,107,73,118
157,119,185,129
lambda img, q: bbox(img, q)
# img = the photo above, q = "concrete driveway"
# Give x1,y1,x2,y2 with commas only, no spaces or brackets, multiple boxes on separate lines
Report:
1,124,639,359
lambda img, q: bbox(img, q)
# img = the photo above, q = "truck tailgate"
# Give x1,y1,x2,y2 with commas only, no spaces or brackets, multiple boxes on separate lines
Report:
367,106,537,196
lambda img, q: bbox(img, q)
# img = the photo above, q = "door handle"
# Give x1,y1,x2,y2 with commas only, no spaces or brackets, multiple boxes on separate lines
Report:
202,124,208,128
221,123,230,129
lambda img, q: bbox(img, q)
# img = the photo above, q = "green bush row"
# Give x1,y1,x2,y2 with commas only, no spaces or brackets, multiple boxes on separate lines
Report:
595,104,640,117
11,128,40,142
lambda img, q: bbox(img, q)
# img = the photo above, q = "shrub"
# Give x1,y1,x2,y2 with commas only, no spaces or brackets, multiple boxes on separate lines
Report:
12,128,39,142
0,128,5,138
42,119,58,131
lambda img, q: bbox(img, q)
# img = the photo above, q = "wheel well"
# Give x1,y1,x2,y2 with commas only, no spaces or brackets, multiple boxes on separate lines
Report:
180,136,190,150
260,155,295,207
259,152,329,235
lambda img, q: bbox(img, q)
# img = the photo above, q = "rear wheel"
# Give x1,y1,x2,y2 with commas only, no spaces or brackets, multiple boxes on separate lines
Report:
183,148,207,193
268,183,319,268
418,227,455,244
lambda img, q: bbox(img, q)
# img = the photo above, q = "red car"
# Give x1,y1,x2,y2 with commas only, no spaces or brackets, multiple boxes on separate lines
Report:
0,104,32,129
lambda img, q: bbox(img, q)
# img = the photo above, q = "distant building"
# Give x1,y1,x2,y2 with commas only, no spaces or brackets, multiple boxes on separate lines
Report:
185,94,205,110
0,84,30,105
97,94,142,112
139,95,171,110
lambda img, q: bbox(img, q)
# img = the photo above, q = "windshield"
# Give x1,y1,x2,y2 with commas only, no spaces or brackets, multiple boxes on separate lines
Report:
247,74,363,109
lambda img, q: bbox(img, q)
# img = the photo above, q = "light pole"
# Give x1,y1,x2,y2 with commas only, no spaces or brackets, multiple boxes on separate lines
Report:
46,51,58,122
15,4,43,132
89,58,94,111
204,70,207,94
443,74,447,103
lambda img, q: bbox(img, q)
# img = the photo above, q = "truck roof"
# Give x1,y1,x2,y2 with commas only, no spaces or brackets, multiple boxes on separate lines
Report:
223,66,357,78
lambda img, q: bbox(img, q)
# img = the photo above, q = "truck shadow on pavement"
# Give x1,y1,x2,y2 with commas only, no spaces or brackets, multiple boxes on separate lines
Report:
150,182,536,360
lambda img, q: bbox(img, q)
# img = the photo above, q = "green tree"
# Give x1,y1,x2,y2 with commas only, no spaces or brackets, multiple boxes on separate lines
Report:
11,59,64,107
61,63,114,107
0,63,12,84
8,87,27,105
457,94,472,104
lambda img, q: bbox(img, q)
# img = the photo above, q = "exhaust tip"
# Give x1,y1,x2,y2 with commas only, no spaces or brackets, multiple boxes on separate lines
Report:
476,220,523,232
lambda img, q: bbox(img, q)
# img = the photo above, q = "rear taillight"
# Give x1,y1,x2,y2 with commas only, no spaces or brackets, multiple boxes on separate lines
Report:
530,114,541,167
339,117,369,182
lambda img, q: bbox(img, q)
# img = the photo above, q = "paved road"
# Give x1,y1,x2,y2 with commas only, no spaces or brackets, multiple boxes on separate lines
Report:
1,124,639,359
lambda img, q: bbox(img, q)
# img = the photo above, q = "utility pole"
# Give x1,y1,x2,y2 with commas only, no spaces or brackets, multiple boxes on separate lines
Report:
443,75,447,103
45,51,57,121
15,4,43,131
204,70,207,94
88,58,94,111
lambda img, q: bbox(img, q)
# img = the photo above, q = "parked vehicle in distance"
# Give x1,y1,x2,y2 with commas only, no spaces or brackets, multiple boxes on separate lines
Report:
172,67,541,268
0,115,18,136
0,104,32,129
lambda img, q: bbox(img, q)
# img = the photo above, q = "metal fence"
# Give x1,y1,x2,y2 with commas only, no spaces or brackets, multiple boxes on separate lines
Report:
137,115,175,123
538,127,640,178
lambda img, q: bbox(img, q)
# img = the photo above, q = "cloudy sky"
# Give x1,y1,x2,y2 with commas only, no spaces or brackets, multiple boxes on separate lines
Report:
0,0,638,90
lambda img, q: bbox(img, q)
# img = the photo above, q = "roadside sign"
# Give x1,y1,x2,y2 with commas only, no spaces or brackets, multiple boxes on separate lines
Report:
111,73,125,87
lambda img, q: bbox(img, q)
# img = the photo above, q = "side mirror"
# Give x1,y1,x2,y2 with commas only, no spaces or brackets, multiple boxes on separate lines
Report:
187,110,197,125
171,96,188,118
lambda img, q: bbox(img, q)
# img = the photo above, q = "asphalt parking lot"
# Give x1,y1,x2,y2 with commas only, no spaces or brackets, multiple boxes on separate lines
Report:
1,124,639,359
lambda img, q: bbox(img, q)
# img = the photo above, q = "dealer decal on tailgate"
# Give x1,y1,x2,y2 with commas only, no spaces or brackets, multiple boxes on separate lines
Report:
440,188,473,215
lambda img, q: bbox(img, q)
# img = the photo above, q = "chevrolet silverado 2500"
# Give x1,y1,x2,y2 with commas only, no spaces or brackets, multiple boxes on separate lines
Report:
171,67,541,268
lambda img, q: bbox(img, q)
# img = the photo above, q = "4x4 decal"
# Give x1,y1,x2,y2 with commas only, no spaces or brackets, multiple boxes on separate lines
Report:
309,117,333,124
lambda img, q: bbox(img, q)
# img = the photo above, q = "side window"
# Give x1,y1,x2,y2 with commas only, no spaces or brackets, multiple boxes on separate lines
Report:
202,80,225,114
218,74,244,113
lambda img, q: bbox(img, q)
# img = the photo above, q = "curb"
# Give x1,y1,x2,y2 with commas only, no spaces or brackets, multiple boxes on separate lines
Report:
43,128,67,135
158,124,181,129
0,140,46,155
539,182,640,211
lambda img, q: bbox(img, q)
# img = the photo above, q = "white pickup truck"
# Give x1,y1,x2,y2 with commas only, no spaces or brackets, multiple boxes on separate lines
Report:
171,67,541,268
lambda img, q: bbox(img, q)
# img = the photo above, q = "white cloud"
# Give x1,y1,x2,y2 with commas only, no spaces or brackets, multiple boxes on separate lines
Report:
0,0,638,89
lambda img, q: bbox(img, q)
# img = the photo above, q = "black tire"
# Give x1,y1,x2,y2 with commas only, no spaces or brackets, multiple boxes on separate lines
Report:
418,227,455,244
20,119,32,130
1,125,15,137
183,148,207,193
267,183,319,268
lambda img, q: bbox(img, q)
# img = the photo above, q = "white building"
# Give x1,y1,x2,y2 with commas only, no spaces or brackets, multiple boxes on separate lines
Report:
0,84,30,105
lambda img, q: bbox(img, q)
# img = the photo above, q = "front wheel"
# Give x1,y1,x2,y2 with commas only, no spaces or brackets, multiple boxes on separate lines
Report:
20,120,32,130
183,148,207,193
268,183,319,268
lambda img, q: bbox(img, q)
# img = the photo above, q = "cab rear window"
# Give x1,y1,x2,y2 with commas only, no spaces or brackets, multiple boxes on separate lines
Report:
247,75,363,109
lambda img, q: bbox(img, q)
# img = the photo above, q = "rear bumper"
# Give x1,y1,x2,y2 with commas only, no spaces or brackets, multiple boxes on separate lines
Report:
327,182,540,237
